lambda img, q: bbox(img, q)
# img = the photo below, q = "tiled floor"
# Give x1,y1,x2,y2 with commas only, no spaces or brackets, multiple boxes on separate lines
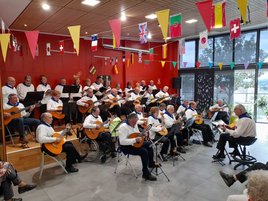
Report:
12,123,268,201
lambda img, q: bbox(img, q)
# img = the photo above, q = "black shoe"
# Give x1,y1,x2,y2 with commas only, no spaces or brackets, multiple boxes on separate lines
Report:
169,151,180,156
219,171,235,187
203,142,213,147
66,166,79,173
149,162,161,168
110,152,117,158
142,174,157,181
100,155,107,163
18,184,37,194
11,198,23,201
177,147,186,154
77,153,88,163
212,152,225,159
160,153,168,161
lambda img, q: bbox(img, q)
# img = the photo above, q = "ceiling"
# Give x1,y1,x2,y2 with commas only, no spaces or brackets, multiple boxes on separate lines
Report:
1,0,268,42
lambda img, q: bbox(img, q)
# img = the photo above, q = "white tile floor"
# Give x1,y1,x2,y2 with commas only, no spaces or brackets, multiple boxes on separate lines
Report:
12,123,268,201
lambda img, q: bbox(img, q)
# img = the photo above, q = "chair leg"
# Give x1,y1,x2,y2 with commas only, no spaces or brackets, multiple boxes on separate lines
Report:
49,155,68,174
39,152,45,179
5,126,15,146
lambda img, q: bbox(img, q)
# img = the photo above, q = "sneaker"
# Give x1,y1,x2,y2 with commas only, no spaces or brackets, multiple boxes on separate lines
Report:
142,174,157,181
66,166,79,173
77,153,88,163
219,171,235,187
177,147,186,154
212,152,225,159
18,184,37,194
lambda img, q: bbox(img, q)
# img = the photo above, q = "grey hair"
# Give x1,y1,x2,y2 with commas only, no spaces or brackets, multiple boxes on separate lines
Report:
247,170,268,201
40,112,51,121
8,93,17,99
235,104,246,113
127,113,138,120
167,105,174,110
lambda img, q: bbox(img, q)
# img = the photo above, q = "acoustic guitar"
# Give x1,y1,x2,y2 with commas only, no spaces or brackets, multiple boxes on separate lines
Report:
128,124,152,148
48,106,65,119
156,94,177,104
157,125,168,136
84,120,110,140
43,124,71,156
4,101,41,125
78,99,102,113
194,114,203,125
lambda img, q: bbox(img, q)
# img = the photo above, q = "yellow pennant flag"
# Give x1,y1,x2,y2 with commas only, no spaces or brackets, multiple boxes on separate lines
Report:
112,34,116,48
219,62,223,70
156,9,170,42
161,61,166,68
237,0,248,24
0,33,11,62
162,44,167,59
67,25,80,56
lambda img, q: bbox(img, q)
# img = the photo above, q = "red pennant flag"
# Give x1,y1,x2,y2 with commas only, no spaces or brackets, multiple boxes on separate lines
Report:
109,19,121,48
230,18,241,40
196,61,201,68
196,0,213,32
59,41,64,54
24,31,39,59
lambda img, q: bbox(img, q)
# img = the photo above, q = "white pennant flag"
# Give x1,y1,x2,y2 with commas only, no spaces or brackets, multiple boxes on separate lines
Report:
46,43,51,56
199,30,208,49
1,18,5,34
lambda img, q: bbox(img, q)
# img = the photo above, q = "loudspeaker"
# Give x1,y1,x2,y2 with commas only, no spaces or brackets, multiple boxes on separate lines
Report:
172,77,181,89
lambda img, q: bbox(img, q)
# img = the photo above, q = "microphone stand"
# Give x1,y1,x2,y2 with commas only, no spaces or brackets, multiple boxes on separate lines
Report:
149,135,170,182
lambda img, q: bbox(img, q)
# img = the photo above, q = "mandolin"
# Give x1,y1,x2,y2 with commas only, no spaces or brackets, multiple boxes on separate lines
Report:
128,124,152,148
78,99,102,113
84,120,110,140
157,125,168,136
194,114,203,125
43,123,71,156
4,101,41,125
48,106,65,119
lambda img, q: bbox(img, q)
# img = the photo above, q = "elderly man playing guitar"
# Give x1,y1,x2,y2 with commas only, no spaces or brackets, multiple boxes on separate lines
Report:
36,113,86,173
209,99,230,124
118,113,160,181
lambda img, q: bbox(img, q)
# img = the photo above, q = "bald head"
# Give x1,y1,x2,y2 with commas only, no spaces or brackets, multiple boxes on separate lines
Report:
40,112,53,124
7,77,16,87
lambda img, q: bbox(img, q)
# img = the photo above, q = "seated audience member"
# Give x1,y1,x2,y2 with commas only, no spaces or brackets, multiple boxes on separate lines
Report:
185,101,214,147
213,104,256,160
209,99,230,124
16,75,35,104
219,162,268,187
83,106,116,163
0,161,36,201
163,105,186,154
118,113,159,181
36,113,86,173
54,77,69,102
2,77,17,104
3,94,40,144
177,100,189,114
147,107,170,161
149,80,157,90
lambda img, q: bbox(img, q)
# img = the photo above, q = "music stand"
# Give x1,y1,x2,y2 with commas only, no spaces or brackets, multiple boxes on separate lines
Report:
24,91,44,103
140,97,148,105
152,89,160,96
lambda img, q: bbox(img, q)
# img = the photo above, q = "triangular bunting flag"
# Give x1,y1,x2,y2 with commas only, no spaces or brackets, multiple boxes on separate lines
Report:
68,25,80,55
244,62,249,69
230,62,235,70
156,9,170,41
209,62,213,69
109,19,121,48
196,61,201,68
183,61,187,68
0,33,10,62
196,0,213,32
237,0,248,24
172,61,177,68
161,61,166,67
162,44,167,59
25,31,39,59
218,62,223,70
258,62,264,69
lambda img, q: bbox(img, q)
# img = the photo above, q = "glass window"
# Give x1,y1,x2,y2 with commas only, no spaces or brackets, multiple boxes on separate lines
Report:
256,69,268,123
234,69,255,116
199,38,213,67
259,30,268,62
181,41,196,68
214,35,233,65
235,32,257,64
180,74,195,101
214,71,234,104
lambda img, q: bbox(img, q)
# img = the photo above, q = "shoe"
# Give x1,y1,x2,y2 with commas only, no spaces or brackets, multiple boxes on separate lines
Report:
77,153,88,163
18,184,37,194
169,151,180,156
19,137,28,144
177,147,186,154
212,152,225,159
203,142,213,147
100,155,107,163
11,198,23,201
229,149,240,156
142,174,157,181
65,166,79,173
219,171,235,187
149,162,161,168
160,153,168,161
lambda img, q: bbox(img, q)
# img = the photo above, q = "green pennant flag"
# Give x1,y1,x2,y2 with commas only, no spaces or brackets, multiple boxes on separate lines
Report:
172,61,177,68
149,48,154,54
230,62,235,70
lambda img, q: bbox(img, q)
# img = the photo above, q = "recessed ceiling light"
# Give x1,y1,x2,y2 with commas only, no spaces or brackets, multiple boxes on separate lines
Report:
148,32,152,39
24,24,27,27
185,19,198,24
145,13,157,20
120,12,126,21
42,3,50,11
85,31,88,34
81,0,100,7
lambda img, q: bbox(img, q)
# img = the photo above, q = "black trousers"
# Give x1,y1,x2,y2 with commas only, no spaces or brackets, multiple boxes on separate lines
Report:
215,111,230,124
216,134,255,153
120,142,154,176
167,124,184,151
236,162,268,183
97,132,115,153
153,133,169,155
1,163,21,200
191,123,214,143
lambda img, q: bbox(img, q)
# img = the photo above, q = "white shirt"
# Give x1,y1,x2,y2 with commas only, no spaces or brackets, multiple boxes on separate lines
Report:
2,85,17,104
129,92,141,101
107,93,122,106
54,84,69,98
124,87,133,96
118,122,139,146
155,91,171,100
82,85,95,96
37,83,51,92
132,111,145,125
3,102,30,117
47,98,63,111
226,116,256,138
177,104,188,114
209,103,229,112
77,95,99,106
70,85,82,99
144,93,154,105
83,114,109,129
147,116,162,139
149,85,157,90
92,82,104,97
185,108,198,120
36,123,65,144
16,83,35,100
163,113,176,128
